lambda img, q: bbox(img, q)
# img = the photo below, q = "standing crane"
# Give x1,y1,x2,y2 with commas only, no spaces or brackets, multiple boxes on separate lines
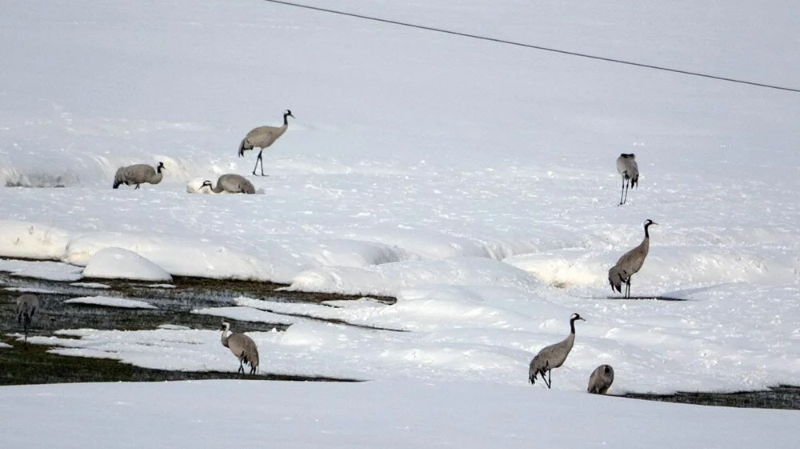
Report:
220,320,260,375
529,313,585,388
616,153,639,205
16,294,39,348
608,219,657,298
238,110,294,176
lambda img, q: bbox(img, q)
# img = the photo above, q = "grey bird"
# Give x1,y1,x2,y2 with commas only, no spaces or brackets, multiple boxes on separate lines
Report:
16,294,39,347
529,313,585,389
202,174,256,194
238,110,294,176
113,162,165,189
616,153,639,205
220,320,260,375
609,219,657,298
588,364,615,394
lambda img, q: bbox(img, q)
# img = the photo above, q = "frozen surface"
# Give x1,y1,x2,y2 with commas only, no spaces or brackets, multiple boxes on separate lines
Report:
63,296,158,310
1,0,800,441
82,247,173,282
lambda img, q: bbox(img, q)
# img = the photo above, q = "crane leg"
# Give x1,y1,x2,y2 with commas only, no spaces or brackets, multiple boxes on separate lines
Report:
542,361,552,389
625,279,631,298
622,178,631,204
252,150,267,176
238,361,245,375
619,177,626,205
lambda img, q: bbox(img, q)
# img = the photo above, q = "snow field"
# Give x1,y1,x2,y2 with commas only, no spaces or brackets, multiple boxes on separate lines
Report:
1,1,800,446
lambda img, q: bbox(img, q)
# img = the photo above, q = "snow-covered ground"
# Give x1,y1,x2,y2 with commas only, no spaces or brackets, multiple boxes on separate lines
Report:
2,0,800,445
1,380,798,449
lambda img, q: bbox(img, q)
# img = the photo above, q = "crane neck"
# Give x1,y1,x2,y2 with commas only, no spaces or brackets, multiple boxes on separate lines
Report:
569,317,577,334
221,326,230,346
644,222,652,239
283,113,290,126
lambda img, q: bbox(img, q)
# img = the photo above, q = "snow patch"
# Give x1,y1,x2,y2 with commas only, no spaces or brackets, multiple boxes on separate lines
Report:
70,282,111,289
0,258,83,281
64,296,158,309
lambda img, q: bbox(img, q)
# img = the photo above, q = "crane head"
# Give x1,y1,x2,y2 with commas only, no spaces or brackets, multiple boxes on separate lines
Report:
644,219,658,227
285,109,294,119
570,313,586,322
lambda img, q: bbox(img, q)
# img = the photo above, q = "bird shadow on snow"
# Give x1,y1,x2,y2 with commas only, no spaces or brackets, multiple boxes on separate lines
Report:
658,283,734,300
602,296,689,302
594,283,733,301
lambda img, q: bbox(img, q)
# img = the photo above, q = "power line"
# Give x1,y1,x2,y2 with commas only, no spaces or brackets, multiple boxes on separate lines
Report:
263,0,800,94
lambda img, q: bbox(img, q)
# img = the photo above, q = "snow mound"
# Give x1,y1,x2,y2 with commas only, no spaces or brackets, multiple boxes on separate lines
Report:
505,251,605,288
288,256,546,297
82,247,173,282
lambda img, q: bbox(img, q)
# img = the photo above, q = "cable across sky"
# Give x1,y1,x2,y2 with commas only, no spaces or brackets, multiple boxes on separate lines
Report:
263,0,800,94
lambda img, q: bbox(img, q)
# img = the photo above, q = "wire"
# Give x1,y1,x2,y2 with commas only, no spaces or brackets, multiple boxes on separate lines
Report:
263,0,800,94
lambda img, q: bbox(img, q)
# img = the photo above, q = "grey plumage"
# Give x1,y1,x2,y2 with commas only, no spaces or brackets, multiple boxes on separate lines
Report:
616,153,639,205
220,320,259,375
202,174,256,194
238,110,294,176
588,364,615,394
609,219,657,298
16,294,39,347
113,162,165,189
529,313,585,389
